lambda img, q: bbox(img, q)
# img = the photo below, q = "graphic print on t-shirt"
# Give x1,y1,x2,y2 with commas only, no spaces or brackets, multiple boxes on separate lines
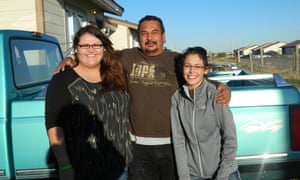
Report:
129,61,172,87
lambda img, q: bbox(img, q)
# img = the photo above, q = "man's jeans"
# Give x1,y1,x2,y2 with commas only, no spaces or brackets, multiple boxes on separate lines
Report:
117,167,128,180
128,143,177,180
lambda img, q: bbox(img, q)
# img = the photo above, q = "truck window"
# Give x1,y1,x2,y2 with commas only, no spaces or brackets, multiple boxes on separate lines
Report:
11,39,62,88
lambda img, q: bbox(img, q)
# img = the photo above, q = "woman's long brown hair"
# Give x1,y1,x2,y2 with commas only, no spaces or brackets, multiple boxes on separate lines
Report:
73,25,127,92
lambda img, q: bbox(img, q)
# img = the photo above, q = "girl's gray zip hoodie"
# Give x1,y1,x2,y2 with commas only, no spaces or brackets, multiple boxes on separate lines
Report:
171,79,238,180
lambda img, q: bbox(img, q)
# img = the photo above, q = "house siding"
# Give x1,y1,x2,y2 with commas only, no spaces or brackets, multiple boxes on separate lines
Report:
43,0,66,52
0,0,37,30
0,0,67,52
263,42,286,54
110,25,130,50
105,16,138,50
110,26,139,50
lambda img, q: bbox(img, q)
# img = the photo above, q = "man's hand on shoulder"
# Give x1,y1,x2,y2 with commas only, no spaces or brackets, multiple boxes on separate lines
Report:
215,84,231,106
53,57,76,74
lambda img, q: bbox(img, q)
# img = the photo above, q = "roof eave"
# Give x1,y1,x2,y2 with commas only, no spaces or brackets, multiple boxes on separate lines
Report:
105,16,138,30
90,0,124,16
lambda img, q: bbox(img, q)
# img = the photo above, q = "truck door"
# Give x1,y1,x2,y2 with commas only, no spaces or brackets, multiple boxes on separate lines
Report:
9,37,62,179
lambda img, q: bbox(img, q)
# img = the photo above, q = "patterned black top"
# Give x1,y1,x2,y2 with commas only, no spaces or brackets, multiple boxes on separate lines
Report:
46,68,132,179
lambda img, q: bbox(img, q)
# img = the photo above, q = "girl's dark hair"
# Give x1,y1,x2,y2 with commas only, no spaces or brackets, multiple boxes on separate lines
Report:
73,25,127,92
182,46,208,67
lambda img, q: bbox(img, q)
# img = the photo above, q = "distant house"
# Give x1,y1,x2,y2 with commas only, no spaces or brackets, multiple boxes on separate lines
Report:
0,0,124,55
252,41,286,56
104,16,139,50
280,40,300,55
237,45,258,57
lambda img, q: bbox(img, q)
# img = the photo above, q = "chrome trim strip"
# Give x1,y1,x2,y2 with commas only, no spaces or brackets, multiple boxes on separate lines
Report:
16,168,56,176
0,169,5,176
236,153,288,161
209,74,273,81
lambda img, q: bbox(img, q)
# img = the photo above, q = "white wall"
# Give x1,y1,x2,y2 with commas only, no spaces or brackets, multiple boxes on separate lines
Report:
110,25,139,50
264,42,286,54
110,25,130,50
0,0,37,31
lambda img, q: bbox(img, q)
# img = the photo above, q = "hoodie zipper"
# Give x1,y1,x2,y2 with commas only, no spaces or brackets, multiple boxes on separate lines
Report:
191,89,204,176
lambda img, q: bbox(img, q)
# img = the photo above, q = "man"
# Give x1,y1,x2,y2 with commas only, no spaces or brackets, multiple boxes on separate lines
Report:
121,15,181,180
55,15,230,180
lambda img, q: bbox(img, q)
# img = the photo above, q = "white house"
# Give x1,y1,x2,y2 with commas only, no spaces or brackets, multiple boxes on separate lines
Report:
281,40,300,55
0,0,124,55
238,45,258,56
104,16,139,50
252,41,286,56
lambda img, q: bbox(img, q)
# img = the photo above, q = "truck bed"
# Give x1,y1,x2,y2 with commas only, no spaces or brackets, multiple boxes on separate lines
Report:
208,70,300,179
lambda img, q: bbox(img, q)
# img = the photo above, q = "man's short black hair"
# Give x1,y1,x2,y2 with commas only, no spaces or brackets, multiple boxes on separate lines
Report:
137,15,165,33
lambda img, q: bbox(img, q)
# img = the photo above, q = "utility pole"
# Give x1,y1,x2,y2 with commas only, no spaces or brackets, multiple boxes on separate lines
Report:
231,38,234,59
236,49,240,64
249,52,253,72
173,33,176,51
260,47,264,67
295,45,299,76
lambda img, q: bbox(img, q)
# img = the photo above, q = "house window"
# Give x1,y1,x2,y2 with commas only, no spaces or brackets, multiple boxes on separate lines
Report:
65,8,88,52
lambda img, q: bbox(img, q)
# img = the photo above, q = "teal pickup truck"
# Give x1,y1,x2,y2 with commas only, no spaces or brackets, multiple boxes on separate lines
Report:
209,70,300,180
0,30,62,179
1,30,300,180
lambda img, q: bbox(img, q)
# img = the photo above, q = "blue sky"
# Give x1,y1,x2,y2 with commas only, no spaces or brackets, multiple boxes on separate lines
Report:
108,0,300,53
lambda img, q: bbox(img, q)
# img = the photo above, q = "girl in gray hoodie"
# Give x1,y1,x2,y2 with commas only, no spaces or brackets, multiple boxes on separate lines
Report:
170,47,240,180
